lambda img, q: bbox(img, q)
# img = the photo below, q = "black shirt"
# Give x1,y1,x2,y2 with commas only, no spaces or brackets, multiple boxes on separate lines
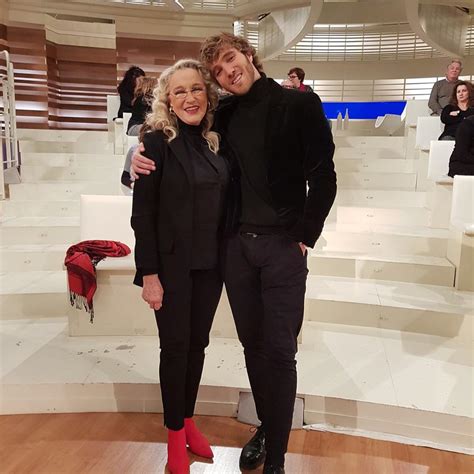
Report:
226,75,282,234
179,120,229,269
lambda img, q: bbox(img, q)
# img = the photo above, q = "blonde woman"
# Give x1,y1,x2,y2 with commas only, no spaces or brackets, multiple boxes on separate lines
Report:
131,59,235,474
127,76,158,135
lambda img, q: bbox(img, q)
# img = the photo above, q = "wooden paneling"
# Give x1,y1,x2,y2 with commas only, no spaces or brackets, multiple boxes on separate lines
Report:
46,43,116,130
7,26,48,129
116,36,201,80
3,28,203,130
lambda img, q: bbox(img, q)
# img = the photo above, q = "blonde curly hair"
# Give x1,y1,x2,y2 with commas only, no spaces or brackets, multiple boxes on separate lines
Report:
145,59,220,153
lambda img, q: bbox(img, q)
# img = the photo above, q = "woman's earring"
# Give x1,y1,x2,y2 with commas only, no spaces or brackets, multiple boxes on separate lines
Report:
169,106,176,117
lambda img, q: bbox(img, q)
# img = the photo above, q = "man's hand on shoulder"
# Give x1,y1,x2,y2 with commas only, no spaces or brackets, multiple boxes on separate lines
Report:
131,142,156,180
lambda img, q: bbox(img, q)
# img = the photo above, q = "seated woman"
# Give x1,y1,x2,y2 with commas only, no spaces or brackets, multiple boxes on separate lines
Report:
127,76,158,136
131,59,235,474
439,80,474,140
117,65,145,119
448,114,474,177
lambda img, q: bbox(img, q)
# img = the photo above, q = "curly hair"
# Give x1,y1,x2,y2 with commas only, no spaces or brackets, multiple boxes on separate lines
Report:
133,76,158,105
449,80,474,107
199,32,264,80
145,59,220,154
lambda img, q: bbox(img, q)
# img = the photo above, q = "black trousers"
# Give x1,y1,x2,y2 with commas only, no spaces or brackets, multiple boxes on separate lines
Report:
154,268,222,431
222,233,308,466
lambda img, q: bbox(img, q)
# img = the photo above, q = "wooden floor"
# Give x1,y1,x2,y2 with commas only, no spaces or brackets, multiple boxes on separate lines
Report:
0,413,471,473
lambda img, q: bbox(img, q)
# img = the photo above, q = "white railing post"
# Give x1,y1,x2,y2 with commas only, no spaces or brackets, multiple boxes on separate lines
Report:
0,50,20,200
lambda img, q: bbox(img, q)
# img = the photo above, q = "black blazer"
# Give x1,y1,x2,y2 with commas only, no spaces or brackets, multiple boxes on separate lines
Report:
131,130,237,289
214,78,336,247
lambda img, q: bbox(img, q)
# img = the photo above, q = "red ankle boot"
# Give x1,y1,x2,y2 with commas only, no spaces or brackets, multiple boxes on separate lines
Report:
167,428,190,474
184,418,214,459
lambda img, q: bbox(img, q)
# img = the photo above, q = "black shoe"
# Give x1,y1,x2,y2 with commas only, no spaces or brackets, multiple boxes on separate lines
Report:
239,426,266,471
263,464,285,474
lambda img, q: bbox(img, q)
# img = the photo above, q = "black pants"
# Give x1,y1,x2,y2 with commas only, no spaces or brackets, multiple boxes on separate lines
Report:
154,268,223,431
222,233,308,466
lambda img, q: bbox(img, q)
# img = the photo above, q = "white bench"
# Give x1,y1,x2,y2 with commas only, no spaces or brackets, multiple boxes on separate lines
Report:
415,117,443,151
67,194,236,338
446,176,474,291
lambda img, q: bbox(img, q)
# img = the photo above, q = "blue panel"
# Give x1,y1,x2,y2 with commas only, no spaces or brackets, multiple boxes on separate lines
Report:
322,101,406,119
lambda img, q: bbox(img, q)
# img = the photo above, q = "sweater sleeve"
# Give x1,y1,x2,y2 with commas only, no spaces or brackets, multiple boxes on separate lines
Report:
429,81,442,115
441,105,462,125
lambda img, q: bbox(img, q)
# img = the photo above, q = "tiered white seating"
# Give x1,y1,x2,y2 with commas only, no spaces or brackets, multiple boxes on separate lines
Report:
1,128,473,453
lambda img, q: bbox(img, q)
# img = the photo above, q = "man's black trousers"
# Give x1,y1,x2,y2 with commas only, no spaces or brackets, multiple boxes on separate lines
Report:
222,233,308,466
154,268,222,431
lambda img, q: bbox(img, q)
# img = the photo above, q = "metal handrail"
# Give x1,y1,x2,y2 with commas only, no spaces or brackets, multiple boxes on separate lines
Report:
0,50,19,199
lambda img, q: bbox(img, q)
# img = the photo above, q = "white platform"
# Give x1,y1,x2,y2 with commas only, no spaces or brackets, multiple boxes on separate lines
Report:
0,317,472,454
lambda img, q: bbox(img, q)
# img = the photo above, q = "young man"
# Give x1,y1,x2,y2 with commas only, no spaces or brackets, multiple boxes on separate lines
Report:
429,59,463,115
132,33,336,474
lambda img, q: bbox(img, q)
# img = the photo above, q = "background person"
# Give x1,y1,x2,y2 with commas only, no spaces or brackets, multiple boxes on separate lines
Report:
117,65,145,119
439,80,474,141
131,59,232,474
429,59,463,116
127,76,158,135
287,67,313,92
448,114,474,177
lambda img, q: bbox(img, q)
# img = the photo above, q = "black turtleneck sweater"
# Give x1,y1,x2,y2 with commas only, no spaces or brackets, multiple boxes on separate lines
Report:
226,75,282,234
179,119,229,269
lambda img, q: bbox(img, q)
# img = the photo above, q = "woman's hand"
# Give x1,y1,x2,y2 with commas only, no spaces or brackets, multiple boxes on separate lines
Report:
142,274,164,310
131,143,156,179
449,110,460,116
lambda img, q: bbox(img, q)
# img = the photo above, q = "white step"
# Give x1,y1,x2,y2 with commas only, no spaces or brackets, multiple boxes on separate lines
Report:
17,129,110,143
334,147,407,159
334,136,406,149
0,244,67,272
338,172,417,190
1,200,80,218
9,182,122,200
21,165,122,182
0,217,79,244
335,158,417,173
304,276,473,340
20,140,113,154
1,317,472,455
335,190,428,208
308,251,455,286
21,153,124,167
318,223,448,257
0,271,68,319
337,206,430,227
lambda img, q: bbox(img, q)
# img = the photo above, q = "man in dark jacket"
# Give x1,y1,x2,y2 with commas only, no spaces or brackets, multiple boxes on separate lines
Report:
132,33,336,474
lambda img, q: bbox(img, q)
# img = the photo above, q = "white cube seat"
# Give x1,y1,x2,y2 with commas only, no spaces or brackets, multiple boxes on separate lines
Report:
428,140,455,181
106,94,120,123
404,99,430,128
416,117,443,150
451,176,474,233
